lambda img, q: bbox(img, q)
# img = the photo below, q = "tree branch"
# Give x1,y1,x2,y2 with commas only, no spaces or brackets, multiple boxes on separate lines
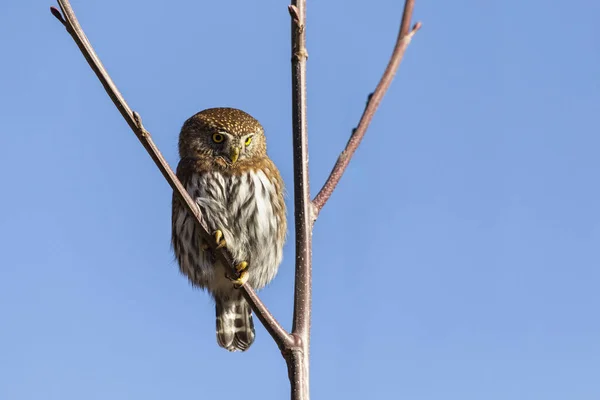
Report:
311,0,422,215
49,0,293,351
287,1,312,399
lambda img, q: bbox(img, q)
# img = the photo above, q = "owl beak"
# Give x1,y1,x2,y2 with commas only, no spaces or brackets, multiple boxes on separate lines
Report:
230,147,240,164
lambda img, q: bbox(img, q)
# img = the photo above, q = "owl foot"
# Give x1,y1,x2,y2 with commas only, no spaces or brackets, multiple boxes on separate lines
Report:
232,270,249,288
236,261,248,273
225,262,249,288
214,230,227,249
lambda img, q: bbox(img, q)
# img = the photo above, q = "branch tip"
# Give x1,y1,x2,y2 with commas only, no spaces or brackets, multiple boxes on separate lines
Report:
288,5,301,23
50,6,66,26
312,0,420,214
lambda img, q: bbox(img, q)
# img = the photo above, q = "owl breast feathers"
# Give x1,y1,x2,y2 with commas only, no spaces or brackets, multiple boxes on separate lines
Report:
171,108,286,352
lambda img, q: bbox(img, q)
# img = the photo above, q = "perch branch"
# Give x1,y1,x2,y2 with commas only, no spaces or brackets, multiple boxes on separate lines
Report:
50,0,293,350
311,0,422,215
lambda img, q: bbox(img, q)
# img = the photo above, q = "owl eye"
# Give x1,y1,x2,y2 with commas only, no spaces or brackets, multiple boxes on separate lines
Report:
244,136,253,146
212,133,225,143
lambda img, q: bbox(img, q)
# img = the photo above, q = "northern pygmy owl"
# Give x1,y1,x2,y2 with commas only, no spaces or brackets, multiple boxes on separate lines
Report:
171,108,286,352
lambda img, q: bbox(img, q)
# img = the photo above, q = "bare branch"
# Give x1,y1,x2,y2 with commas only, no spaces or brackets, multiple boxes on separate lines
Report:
311,1,422,215
50,0,293,351
288,0,312,399
289,0,311,341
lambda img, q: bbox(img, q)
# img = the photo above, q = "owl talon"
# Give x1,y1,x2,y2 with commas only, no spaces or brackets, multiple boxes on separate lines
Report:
236,261,248,273
228,262,249,288
201,240,210,252
214,230,226,249
232,271,249,288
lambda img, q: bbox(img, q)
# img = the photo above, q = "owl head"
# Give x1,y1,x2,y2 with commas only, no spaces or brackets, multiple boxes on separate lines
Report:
178,108,267,168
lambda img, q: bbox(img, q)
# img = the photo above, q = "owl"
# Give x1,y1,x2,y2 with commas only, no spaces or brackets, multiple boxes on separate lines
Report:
171,108,286,352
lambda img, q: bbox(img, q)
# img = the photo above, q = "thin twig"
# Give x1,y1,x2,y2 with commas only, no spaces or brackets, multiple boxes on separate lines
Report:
311,0,422,215
50,1,293,350
288,1,312,399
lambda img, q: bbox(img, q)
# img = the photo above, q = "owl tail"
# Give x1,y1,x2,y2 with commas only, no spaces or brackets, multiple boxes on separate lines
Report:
215,295,255,352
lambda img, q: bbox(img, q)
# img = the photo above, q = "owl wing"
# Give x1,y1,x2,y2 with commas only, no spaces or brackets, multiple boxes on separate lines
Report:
172,157,197,206
257,157,287,248
171,157,195,250
171,157,215,234
171,158,215,286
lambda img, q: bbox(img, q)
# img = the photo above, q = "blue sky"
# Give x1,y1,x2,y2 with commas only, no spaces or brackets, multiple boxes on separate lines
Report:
1,0,599,399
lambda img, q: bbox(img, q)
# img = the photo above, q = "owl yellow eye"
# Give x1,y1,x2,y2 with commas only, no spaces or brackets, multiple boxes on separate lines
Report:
245,136,253,146
212,133,225,143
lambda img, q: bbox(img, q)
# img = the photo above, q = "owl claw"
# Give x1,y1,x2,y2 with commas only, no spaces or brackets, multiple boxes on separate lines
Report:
214,230,226,249
227,262,249,288
232,270,249,288
236,261,248,273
